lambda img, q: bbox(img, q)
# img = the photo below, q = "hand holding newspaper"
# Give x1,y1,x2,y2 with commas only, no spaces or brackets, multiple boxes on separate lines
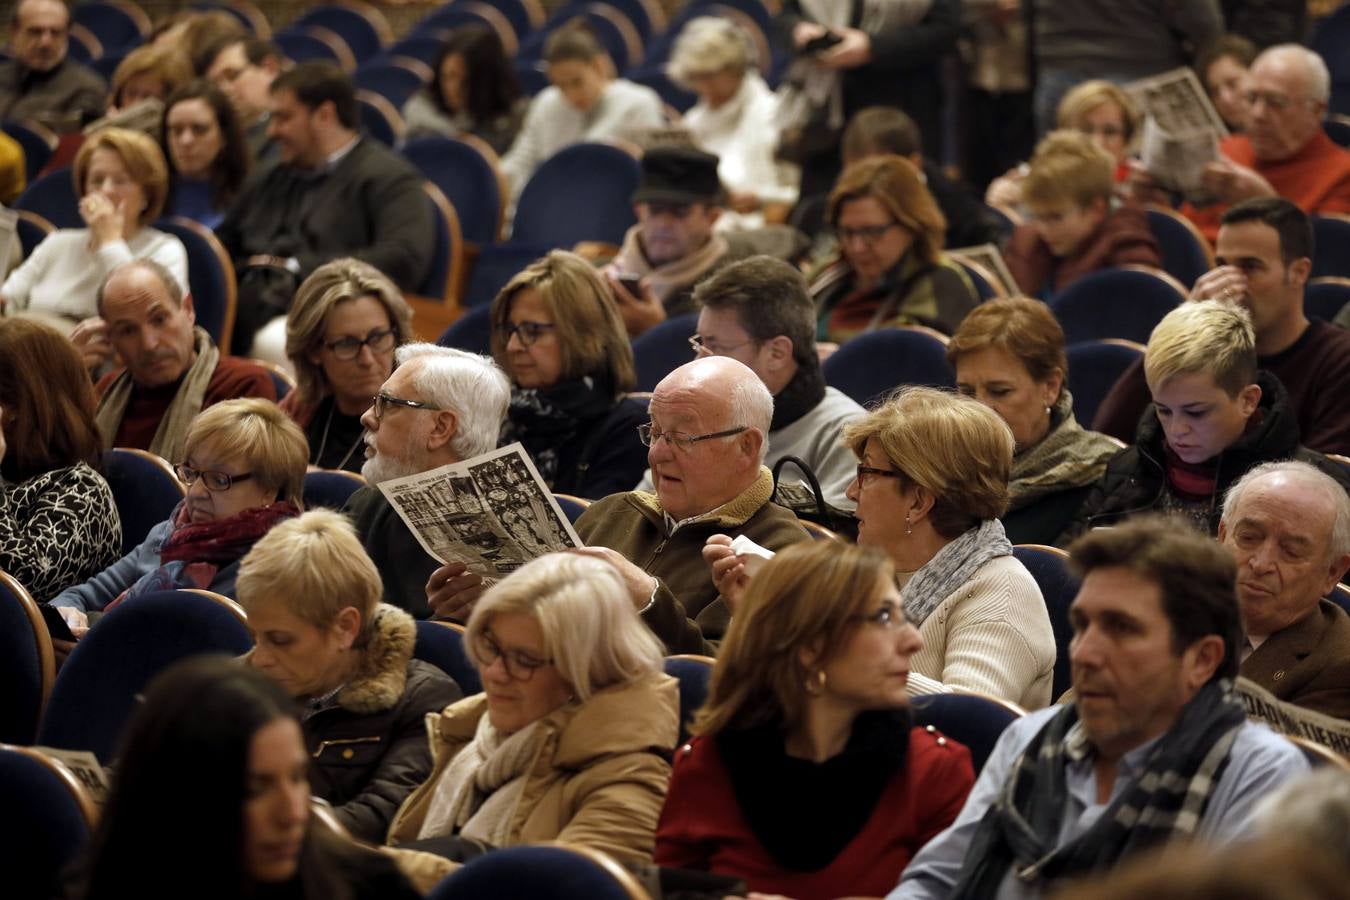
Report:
1124,67,1229,205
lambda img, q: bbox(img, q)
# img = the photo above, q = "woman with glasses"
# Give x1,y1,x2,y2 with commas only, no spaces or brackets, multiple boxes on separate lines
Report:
656,541,975,900
51,398,307,637
282,259,414,473
235,510,461,844
809,155,978,345
386,552,678,889
489,251,649,499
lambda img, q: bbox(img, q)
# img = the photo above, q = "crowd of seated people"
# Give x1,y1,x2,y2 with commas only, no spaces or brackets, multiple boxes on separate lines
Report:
7,1,1350,898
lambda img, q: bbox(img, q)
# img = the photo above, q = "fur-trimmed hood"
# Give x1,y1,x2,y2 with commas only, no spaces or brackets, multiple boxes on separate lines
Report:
627,466,775,530
338,603,418,715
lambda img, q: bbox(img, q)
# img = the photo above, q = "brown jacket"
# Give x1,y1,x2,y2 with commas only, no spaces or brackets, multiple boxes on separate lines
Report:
1005,205,1160,297
1242,599,1350,721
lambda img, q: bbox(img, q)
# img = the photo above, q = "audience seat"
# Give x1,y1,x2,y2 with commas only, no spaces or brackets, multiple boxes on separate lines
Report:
437,304,494,354
1065,339,1145,431
154,215,237,350
910,690,1024,774
14,166,80,229
459,241,554,309
90,49,129,82
588,0,664,44
946,251,1008,301
403,135,507,246
17,209,54,258
627,66,697,113
1049,266,1184,344
1324,115,1350,148
0,745,97,900
102,447,186,556
37,590,253,762
417,182,465,303
552,493,591,523
663,654,714,744
0,569,54,745
1306,277,1350,321
1144,206,1214,288
294,3,393,65
514,58,550,95
512,142,642,248
822,325,954,408
383,31,450,68
303,469,368,510
414,620,482,695
1287,735,1350,771
631,312,698,392
66,24,103,64
70,1,149,53
2,119,57,183
525,4,642,73
1311,215,1350,278
984,203,1022,244
190,0,273,37
354,57,430,109
356,89,405,147
1328,582,1350,617
429,843,651,900
416,4,521,56
1311,4,1350,116
246,357,295,399
275,26,357,71
1012,544,1078,700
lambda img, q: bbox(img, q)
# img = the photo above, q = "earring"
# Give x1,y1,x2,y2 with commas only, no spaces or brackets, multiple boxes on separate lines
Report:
905,513,912,536
805,669,827,696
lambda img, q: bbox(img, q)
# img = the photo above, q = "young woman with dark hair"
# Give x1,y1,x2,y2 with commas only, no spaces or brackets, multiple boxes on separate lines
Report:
402,26,526,155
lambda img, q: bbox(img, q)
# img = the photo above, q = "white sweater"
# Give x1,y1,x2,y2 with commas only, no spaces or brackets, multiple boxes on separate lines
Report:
901,554,1056,710
1,227,189,321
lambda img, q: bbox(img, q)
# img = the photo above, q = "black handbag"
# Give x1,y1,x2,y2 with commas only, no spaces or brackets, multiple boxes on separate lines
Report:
771,456,858,540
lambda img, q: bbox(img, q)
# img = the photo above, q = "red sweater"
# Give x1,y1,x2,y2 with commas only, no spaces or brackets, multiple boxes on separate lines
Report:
1183,131,1350,244
655,727,974,900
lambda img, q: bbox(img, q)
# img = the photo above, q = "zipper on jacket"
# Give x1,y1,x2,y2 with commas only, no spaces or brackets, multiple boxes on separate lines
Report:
311,735,381,758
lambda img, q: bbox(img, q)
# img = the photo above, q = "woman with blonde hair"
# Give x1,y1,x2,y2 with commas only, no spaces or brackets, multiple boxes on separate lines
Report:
809,155,978,343
657,541,974,900
107,43,193,115
283,258,414,472
1,128,187,328
490,250,648,497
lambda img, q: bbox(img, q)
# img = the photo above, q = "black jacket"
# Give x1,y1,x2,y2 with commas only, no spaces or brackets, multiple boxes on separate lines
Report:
1060,372,1350,544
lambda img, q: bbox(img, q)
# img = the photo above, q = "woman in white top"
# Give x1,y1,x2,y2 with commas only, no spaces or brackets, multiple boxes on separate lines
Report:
668,17,799,231
0,127,188,330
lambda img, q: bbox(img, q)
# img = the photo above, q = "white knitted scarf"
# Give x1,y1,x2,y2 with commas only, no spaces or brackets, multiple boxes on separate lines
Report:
417,712,544,844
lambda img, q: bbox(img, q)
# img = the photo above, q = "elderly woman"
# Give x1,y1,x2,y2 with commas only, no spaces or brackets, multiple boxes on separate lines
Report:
490,251,648,498
387,552,678,885
657,541,974,900
0,319,121,602
50,398,306,636
71,657,419,900
948,299,1121,545
161,79,251,229
283,258,414,473
236,510,462,843
402,26,526,155
668,17,798,231
0,128,188,329
810,155,978,344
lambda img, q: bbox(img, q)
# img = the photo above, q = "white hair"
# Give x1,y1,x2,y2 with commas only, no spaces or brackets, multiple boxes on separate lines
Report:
725,364,773,465
1221,460,1350,559
1260,43,1331,104
1251,768,1350,860
395,343,510,460
666,16,755,87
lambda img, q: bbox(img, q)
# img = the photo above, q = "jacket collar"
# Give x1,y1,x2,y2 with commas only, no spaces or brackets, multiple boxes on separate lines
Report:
336,603,418,714
627,466,776,532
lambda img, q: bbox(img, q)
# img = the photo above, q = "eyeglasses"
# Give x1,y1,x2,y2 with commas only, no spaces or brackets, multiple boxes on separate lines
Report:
855,463,903,486
688,333,757,356
852,601,911,630
174,463,254,492
501,320,556,346
371,391,440,421
1077,124,1126,138
835,222,900,245
1243,89,1314,112
323,328,396,360
474,629,553,681
637,423,747,452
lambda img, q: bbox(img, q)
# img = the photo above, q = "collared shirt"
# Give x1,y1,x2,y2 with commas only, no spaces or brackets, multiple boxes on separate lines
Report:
889,704,1308,900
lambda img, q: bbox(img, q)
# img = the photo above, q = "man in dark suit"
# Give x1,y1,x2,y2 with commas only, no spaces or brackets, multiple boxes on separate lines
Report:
1219,460,1350,720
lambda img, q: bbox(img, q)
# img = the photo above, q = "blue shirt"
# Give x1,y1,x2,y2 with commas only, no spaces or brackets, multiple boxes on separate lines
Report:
890,704,1308,900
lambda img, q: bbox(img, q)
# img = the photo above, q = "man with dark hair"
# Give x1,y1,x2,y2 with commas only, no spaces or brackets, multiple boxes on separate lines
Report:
203,35,285,159
0,0,104,132
215,61,433,358
1094,196,1350,455
634,255,863,507
892,514,1307,900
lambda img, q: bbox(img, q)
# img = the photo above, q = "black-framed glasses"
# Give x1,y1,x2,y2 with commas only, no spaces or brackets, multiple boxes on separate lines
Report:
688,333,756,357
501,320,556,346
174,463,254,492
835,222,901,245
323,328,396,360
474,629,553,681
852,601,910,630
371,392,440,421
855,463,903,485
637,423,748,452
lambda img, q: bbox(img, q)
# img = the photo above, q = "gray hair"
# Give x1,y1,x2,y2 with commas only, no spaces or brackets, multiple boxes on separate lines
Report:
726,364,773,465
1251,768,1350,860
667,16,754,88
395,343,510,460
1221,460,1350,559
96,258,184,315
1259,43,1331,104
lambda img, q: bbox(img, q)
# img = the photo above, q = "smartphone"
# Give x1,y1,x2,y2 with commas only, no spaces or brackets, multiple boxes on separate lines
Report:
40,603,75,642
802,30,843,54
617,274,644,297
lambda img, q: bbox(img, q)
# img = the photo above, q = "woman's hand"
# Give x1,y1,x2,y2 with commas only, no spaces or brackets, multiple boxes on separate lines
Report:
425,562,486,622
57,606,90,638
792,21,828,49
80,192,126,247
817,27,872,70
69,316,115,371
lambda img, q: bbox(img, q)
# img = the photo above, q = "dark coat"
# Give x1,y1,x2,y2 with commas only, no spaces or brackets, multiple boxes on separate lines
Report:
1242,600,1350,721
346,487,437,619
524,395,650,500
1001,483,1096,547
1060,372,1350,544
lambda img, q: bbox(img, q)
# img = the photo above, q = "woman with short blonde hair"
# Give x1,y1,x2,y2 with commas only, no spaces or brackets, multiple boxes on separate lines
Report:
109,43,193,113
489,250,649,498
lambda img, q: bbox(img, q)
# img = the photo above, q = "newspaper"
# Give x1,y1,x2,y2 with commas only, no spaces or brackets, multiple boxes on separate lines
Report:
948,244,1018,296
376,443,582,583
1124,67,1228,203
1237,677,1350,757
1124,67,1229,139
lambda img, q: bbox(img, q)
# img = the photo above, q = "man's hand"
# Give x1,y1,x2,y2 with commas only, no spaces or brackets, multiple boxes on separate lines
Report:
792,21,828,49
702,534,752,618
425,562,485,622
1123,162,1175,208
566,546,658,610
606,272,666,337
1199,158,1276,205
1190,265,1249,304
57,606,89,639
69,316,114,371
80,193,125,247
817,27,871,70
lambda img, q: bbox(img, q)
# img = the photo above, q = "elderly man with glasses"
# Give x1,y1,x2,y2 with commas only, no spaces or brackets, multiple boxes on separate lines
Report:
427,356,810,655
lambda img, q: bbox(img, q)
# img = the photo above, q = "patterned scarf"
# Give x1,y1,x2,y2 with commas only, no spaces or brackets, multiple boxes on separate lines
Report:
902,519,1012,627
1009,391,1120,510
949,680,1246,900
418,712,546,843
500,374,617,488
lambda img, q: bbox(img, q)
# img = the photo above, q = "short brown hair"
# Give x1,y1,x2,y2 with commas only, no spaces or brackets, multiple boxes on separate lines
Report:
490,250,636,392
1057,79,1140,145
828,155,947,267
1022,129,1115,209
946,297,1068,394
841,106,922,165
544,21,606,65
695,541,896,736
693,255,817,369
0,319,101,483
110,44,193,108
1067,514,1242,680
182,398,309,508
73,127,170,226
842,386,1014,538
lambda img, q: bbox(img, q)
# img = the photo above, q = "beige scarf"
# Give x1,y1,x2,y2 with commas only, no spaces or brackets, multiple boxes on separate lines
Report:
95,326,218,463
1009,390,1121,510
610,225,729,307
417,712,545,845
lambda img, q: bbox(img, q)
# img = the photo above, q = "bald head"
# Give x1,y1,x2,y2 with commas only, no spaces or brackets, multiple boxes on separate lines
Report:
99,261,198,388
1245,44,1328,162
